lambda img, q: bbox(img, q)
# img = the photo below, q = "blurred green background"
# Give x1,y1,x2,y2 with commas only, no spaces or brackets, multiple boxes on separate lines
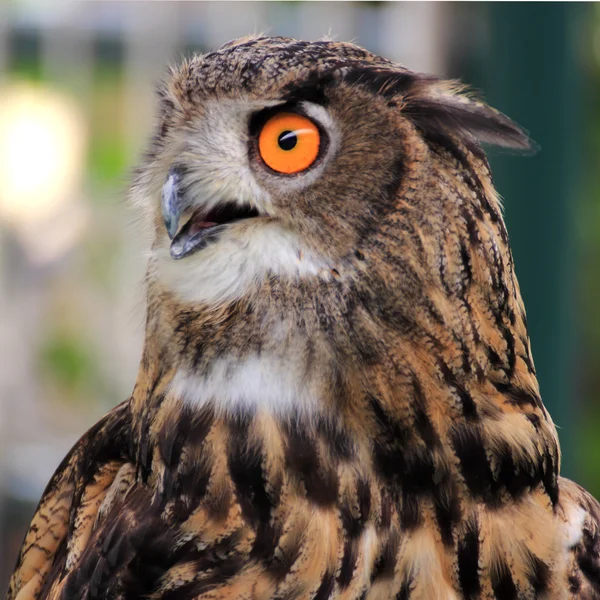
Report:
0,0,598,584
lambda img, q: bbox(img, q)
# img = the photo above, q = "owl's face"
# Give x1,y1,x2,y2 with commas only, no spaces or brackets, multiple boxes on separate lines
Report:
133,36,528,308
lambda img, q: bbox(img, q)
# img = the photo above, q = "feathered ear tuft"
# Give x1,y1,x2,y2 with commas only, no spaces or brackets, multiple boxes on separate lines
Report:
341,67,534,153
401,78,535,153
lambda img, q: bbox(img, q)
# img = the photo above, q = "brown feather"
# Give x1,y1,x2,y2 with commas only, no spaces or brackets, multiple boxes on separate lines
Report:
8,36,599,600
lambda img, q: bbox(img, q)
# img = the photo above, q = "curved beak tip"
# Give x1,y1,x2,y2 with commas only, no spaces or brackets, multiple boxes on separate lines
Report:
161,167,184,240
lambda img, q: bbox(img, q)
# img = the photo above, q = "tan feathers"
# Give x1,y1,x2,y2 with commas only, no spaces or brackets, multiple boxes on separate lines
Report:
8,36,600,600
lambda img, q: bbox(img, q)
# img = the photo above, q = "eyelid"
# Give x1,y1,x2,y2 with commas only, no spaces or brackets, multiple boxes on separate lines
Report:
249,103,306,136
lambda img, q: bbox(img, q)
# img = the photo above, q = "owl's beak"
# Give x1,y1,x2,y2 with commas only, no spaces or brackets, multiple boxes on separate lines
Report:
160,165,260,260
161,165,186,240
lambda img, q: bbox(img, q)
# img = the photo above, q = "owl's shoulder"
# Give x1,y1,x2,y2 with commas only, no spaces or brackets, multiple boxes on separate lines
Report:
7,400,132,600
558,477,600,598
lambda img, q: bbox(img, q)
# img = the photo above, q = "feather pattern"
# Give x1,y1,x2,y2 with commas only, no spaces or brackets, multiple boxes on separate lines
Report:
7,36,600,600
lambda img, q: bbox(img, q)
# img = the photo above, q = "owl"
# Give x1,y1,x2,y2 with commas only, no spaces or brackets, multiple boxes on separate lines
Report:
7,36,600,600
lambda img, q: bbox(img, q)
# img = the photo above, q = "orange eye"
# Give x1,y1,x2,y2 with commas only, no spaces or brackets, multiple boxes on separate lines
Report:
258,112,320,174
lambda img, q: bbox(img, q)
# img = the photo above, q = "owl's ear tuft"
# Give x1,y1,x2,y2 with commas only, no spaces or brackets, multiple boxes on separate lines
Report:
341,67,534,153
341,67,434,98
402,80,535,153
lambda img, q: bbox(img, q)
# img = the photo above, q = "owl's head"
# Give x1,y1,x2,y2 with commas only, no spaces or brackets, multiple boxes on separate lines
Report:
133,36,530,309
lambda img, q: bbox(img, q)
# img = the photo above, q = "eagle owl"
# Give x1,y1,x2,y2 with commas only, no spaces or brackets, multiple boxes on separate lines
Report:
8,36,600,600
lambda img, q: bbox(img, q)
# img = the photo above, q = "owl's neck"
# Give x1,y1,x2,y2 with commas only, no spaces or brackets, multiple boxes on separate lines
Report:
132,318,560,520
135,269,561,512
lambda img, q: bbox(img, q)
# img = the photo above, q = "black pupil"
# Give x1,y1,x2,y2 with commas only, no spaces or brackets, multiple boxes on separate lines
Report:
278,130,297,151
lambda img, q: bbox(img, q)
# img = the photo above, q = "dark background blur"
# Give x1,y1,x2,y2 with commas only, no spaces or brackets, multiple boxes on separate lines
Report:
0,0,598,583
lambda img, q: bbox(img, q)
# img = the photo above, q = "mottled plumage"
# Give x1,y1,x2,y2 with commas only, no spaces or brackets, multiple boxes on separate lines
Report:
8,36,600,600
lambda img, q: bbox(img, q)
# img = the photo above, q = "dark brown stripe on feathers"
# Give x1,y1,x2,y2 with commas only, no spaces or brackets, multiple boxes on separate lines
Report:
457,519,481,598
